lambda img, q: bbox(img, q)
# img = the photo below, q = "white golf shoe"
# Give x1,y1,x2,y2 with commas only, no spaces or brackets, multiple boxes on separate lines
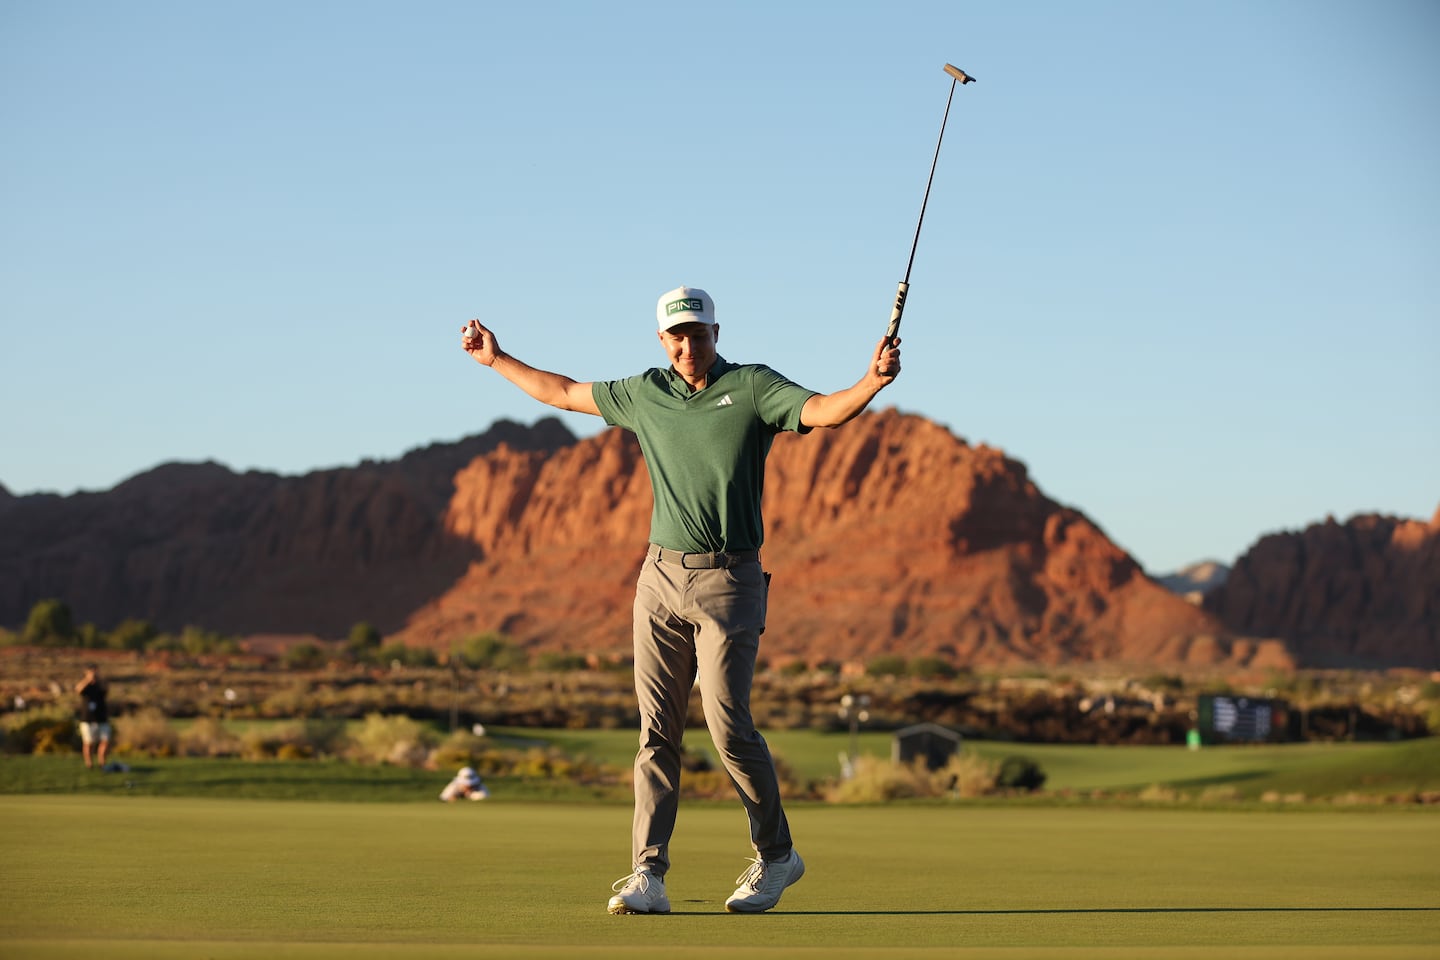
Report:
607,868,670,915
724,850,805,913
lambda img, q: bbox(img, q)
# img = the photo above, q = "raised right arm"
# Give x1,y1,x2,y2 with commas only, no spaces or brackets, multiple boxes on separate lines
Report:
461,320,601,416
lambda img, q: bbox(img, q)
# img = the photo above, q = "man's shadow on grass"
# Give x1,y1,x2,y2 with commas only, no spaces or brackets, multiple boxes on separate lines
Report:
671,904,1437,916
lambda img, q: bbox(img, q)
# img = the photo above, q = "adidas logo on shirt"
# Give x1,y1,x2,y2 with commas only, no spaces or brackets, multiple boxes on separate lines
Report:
715,394,734,407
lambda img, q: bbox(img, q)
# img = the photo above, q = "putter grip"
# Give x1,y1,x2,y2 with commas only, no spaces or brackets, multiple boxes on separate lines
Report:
884,281,908,344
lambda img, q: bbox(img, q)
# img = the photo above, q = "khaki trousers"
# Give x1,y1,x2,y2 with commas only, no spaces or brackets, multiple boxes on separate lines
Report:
629,549,793,877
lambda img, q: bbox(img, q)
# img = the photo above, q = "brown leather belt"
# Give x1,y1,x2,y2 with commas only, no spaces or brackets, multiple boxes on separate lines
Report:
647,544,760,569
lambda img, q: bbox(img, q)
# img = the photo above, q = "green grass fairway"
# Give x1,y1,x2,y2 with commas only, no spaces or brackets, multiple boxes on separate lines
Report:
3,797,1436,959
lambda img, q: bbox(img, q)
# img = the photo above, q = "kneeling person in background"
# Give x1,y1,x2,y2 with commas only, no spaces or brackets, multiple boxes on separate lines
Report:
440,766,489,802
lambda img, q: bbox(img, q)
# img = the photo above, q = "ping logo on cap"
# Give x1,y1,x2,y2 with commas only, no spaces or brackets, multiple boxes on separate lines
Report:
666,298,705,316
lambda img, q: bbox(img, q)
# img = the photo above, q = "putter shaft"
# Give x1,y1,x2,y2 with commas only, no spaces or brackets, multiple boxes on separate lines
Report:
884,63,974,346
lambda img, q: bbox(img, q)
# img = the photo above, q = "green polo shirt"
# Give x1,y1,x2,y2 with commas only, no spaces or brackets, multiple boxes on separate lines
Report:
592,356,816,553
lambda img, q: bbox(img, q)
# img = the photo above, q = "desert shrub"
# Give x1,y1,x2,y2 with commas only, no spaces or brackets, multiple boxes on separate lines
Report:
454,633,528,671
178,716,244,757
242,723,291,759
378,643,439,669
509,746,612,783
546,699,633,730
171,626,240,657
349,621,382,648
259,682,313,718
825,749,998,804
763,698,812,730
2,704,78,754
908,656,957,680
115,707,180,757
682,767,739,800
283,642,328,671
243,717,350,759
428,729,488,769
942,749,998,798
866,655,907,678
534,651,589,672
996,755,1047,792
678,743,712,772
682,749,801,800
145,634,184,654
1261,790,1308,805
349,712,436,767
23,598,75,646
343,623,383,662
514,747,560,779
108,619,158,652
1199,784,1240,803
1139,784,1180,803
302,717,350,755
31,722,77,754
825,755,933,802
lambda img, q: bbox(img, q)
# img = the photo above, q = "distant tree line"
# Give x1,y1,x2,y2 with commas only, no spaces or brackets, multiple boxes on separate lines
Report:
0,599,596,674
4,598,242,656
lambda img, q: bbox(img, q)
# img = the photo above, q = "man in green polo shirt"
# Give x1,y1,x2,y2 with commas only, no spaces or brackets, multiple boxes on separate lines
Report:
461,286,900,914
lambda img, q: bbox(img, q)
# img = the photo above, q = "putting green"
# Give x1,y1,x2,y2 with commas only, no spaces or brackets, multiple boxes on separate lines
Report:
2,797,1436,959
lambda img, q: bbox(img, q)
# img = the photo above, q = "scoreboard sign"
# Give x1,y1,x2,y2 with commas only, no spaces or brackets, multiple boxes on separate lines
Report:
1197,694,1287,744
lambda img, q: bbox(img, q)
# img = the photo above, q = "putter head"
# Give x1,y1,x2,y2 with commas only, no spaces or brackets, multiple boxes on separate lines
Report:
943,64,975,84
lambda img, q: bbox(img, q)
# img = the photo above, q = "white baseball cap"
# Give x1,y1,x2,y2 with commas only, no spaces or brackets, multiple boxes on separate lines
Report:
656,286,715,331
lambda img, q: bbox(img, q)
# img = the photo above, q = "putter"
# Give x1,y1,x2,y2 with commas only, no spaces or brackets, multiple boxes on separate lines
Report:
883,63,975,347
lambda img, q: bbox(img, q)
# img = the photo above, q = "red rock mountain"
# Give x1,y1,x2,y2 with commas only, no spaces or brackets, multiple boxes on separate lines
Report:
1204,509,1440,669
396,410,1277,669
0,419,573,638
10,411,1425,670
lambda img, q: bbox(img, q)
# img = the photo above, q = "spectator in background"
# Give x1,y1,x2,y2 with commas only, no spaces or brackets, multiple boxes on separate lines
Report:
75,665,111,769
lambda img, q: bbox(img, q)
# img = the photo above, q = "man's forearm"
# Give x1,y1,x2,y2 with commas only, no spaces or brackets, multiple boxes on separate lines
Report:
801,380,885,429
490,352,594,414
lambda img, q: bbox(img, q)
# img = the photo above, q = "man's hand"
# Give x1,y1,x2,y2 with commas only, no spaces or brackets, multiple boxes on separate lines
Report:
457,318,601,416
799,336,903,429
461,320,501,366
871,336,902,385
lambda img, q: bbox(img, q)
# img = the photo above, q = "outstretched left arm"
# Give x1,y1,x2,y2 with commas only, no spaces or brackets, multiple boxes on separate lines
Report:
799,337,901,429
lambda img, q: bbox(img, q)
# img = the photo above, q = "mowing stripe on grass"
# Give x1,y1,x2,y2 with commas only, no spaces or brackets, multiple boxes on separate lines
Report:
2,797,1436,958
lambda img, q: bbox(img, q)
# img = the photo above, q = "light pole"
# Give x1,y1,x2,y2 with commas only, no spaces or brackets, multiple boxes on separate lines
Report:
838,693,872,769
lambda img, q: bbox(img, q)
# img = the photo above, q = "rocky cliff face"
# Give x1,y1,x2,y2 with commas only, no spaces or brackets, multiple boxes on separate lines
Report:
0,419,576,637
397,410,1275,669
19,410,1430,670
1204,509,1440,669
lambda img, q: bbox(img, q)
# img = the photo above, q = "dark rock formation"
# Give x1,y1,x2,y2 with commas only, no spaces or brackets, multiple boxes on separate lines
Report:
0,418,575,637
1205,509,1440,669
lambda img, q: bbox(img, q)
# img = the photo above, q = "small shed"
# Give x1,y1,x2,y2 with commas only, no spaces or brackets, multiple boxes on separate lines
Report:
891,722,963,770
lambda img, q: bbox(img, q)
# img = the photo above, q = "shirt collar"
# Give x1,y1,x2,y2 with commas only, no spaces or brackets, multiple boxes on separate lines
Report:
663,354,731,392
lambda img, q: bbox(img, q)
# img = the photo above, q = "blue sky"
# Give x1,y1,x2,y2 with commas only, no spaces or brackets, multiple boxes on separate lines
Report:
2,0,1436,575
